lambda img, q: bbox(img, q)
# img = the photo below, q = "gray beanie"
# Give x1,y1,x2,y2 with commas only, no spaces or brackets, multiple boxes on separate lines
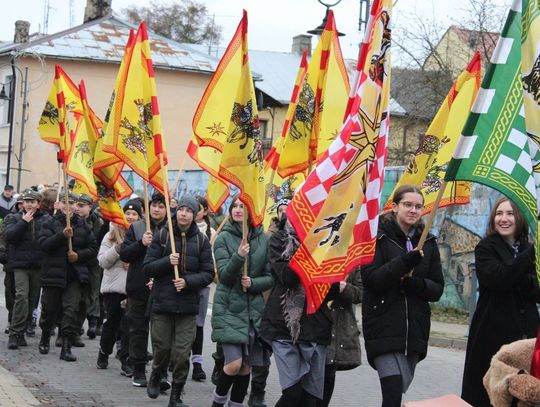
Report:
178,195,200,215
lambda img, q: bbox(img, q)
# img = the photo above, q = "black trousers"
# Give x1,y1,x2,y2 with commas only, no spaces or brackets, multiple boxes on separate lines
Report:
40,281,82,339
99,293,129,358
127,294,150,365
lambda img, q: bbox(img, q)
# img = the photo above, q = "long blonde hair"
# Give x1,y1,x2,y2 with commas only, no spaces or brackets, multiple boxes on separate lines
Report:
108,224,127,244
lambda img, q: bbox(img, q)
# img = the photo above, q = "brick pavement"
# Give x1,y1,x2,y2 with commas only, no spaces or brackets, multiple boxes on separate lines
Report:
0,294,466,406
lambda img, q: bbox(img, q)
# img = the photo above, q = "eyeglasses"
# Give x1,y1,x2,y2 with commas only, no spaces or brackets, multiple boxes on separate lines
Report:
399,201,424,211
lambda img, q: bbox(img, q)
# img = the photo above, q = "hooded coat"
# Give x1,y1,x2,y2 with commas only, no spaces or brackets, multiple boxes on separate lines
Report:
361,214,444,368
211,220,274,344
462,234,540,407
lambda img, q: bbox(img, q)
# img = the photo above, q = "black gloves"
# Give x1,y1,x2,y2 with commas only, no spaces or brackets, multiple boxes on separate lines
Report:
402,250,423,270
401,276,426,295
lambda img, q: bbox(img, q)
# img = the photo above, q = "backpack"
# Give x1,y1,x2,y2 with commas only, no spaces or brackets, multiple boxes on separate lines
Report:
158,227,207,257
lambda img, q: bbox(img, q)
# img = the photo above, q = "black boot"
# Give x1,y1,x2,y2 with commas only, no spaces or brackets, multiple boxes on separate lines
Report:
192,362,206,381
96,349,108,369
38,331,51,355
7,334,18,350
60,337,77,362
211,351,224,386
168,382,188,407
147,369,161,399
132,363,147,387
72,335,85,347
17,334,28,346
160,371,171,392
121,358,134,377
87,317,98,339
55,333,63,347
248,391,267,407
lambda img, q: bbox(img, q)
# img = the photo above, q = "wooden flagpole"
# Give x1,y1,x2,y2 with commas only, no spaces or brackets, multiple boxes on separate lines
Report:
210,215,230,245
417,181,448,251
169,155,187,198
158,153,180,280
242,206,249,293
143,181,151,233
62,162,73,252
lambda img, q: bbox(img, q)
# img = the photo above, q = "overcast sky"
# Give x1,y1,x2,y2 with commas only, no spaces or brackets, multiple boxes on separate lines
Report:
1,0,509,60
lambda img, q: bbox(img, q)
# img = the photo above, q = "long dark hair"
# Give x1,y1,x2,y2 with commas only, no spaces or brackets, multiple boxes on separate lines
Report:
487,197,528,241
196,196,212,240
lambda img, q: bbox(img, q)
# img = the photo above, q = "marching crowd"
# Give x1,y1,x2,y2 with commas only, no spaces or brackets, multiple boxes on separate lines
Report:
0,181,539,407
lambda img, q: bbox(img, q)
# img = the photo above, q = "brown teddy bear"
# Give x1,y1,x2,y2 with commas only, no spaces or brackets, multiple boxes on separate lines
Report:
484,338,540,406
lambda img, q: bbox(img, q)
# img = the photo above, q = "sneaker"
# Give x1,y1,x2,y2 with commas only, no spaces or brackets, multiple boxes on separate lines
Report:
132,364,147,387
17,334,28,347
121,360,133,377
8,334,18,350
96,350,108,369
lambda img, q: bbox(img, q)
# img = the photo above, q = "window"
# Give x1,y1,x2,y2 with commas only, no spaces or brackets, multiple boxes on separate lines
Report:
0,75,13,125
259,120,269,139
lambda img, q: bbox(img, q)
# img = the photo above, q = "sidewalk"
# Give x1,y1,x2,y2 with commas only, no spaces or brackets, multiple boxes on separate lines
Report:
0,362,40,406
430,320,468,351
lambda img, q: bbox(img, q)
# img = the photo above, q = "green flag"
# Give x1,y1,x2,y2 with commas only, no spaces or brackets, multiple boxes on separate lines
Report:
445,0,540,277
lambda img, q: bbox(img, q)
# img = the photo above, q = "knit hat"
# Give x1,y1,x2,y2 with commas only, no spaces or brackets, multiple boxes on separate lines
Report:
76,193,94,205
123,201,143,218
150,191,166,206
22,190,42,201
178,195,200,215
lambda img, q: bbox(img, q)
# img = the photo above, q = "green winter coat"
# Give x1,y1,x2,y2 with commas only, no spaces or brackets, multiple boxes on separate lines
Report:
211,220,274,344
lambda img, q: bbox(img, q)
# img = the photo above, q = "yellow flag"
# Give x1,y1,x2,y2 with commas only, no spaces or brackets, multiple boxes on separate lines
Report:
383,53,481,214
278,10,350,178
94,29,135,188
191,11,265,226
101,22,168,195
187,138,229,212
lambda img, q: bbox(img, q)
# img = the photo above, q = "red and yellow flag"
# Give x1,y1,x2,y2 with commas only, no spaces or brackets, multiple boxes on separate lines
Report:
263,51,309,228
101,22,168,195
191,11,265,226
287,0,392,313
277,11,350,178
68,81,130,228
187,139,229,212
383,53,481,214
94,28,136,188
38,65,82,151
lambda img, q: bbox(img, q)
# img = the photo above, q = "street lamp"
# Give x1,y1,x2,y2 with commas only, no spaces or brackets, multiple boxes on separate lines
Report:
307,0,345,36
0,63,28,192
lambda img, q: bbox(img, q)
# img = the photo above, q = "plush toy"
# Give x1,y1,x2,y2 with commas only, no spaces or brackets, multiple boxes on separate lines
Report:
484,338,540,407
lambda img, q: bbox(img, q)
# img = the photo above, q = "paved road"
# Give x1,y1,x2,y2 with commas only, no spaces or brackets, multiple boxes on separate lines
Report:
0,296,466,406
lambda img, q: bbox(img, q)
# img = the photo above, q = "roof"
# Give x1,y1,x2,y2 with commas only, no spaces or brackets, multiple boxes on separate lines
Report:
183,43,407,114
0,14,218,74
449,26,499,65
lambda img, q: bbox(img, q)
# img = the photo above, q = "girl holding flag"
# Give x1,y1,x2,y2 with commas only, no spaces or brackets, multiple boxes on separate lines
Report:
361,185,444,407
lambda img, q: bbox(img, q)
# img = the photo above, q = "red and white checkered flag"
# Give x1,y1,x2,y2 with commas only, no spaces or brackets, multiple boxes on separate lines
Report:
286,0,392,313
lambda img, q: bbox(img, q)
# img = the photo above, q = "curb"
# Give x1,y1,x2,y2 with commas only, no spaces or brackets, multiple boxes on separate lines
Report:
429,335,468,351
0,364,40,406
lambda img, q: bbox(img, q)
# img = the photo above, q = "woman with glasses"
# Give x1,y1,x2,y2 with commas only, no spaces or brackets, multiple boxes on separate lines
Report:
461,197,540,407
361,185,443,407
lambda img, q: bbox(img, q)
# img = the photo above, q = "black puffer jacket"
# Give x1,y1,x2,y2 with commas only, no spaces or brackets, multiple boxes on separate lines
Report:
143,221,214,315
38,213,98,288
260,217,336,346
361,215,443,368
120,217,167,298
5,209,49,269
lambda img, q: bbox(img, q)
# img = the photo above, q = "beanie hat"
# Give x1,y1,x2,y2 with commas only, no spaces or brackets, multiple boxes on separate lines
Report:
150,191,166,206
178,195,200,215
123,201,143,219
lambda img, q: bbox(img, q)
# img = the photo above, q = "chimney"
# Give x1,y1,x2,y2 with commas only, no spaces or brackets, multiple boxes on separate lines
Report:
291,34,312,56
14,21,30,43
84,0,112,24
